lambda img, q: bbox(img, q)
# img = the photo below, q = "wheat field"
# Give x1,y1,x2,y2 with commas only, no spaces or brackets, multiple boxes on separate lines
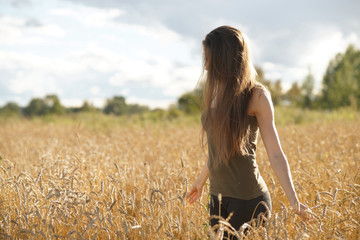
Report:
0,117,359,239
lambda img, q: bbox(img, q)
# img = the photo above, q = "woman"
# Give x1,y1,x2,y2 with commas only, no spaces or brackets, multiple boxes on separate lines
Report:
187,26,309,236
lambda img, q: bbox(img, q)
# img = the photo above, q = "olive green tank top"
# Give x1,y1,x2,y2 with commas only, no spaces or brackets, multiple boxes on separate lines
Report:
203,112,268,200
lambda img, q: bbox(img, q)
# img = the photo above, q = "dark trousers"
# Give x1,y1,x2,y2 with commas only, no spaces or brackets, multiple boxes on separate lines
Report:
209,191,272,238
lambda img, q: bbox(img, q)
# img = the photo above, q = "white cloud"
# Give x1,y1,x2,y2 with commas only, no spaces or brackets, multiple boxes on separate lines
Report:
89,97,107,108
298,27,360,83
262,62,307,90
67,47,124,73
0,15,65,45
62,97,105,108
49,5,181,44
0,49,86,77
90,86,100,95
61,98,83,107
257,24,360,91
109,55,200,97
50,6,125,28
0,50,86,99
0,16,23,43
0,45,200,108
0,16,42,45
9,71,62,95
27,23,65,37
120,88,129,96
126,96,174,109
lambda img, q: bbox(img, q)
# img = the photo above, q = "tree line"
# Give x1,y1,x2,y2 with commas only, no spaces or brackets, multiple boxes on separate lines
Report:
178,44,360,112
1,44,359,118
0,94,152,117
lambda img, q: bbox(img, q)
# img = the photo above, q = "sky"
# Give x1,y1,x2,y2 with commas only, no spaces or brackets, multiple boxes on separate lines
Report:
0,0,359,109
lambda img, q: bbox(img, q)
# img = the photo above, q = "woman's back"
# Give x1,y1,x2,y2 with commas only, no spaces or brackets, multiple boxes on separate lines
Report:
203,112,268,200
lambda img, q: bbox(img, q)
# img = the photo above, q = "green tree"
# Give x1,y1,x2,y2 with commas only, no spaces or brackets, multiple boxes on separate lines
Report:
176,81,203,115
255,66,283,105
79,101,97,112
270,79,283,105
45,94,65,115
284,82,302,106
177,91,202,114
103,96,128,115
24,98,48,116
23,94,65,117
127,104,149,115
321,45,360,109
301,69,315,108
0,102,21,117
167,105,182,119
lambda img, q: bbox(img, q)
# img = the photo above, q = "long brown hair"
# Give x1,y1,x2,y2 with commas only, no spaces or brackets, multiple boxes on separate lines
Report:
201,25,258,166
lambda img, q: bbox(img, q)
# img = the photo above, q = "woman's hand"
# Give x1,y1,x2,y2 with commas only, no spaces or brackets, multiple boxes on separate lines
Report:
187,161,209,204
186,160,209,204
187,180,204,204
292,201,313,221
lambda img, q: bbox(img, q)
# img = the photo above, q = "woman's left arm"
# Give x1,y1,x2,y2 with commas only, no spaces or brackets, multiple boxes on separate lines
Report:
252,88,308,215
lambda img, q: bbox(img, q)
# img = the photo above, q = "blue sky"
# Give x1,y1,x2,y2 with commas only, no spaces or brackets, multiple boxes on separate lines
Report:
0,0,359,108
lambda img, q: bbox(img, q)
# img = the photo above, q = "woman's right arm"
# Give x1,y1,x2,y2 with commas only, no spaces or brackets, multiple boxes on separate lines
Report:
187,159,209,204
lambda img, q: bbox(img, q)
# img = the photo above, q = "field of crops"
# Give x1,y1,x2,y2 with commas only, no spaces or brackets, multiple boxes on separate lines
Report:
0,116,359,239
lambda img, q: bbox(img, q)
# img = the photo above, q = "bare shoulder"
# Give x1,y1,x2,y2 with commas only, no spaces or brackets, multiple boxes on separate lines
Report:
247,84,272,116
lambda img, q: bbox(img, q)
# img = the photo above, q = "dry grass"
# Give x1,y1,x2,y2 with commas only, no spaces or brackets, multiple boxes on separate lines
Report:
0,118,359,239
